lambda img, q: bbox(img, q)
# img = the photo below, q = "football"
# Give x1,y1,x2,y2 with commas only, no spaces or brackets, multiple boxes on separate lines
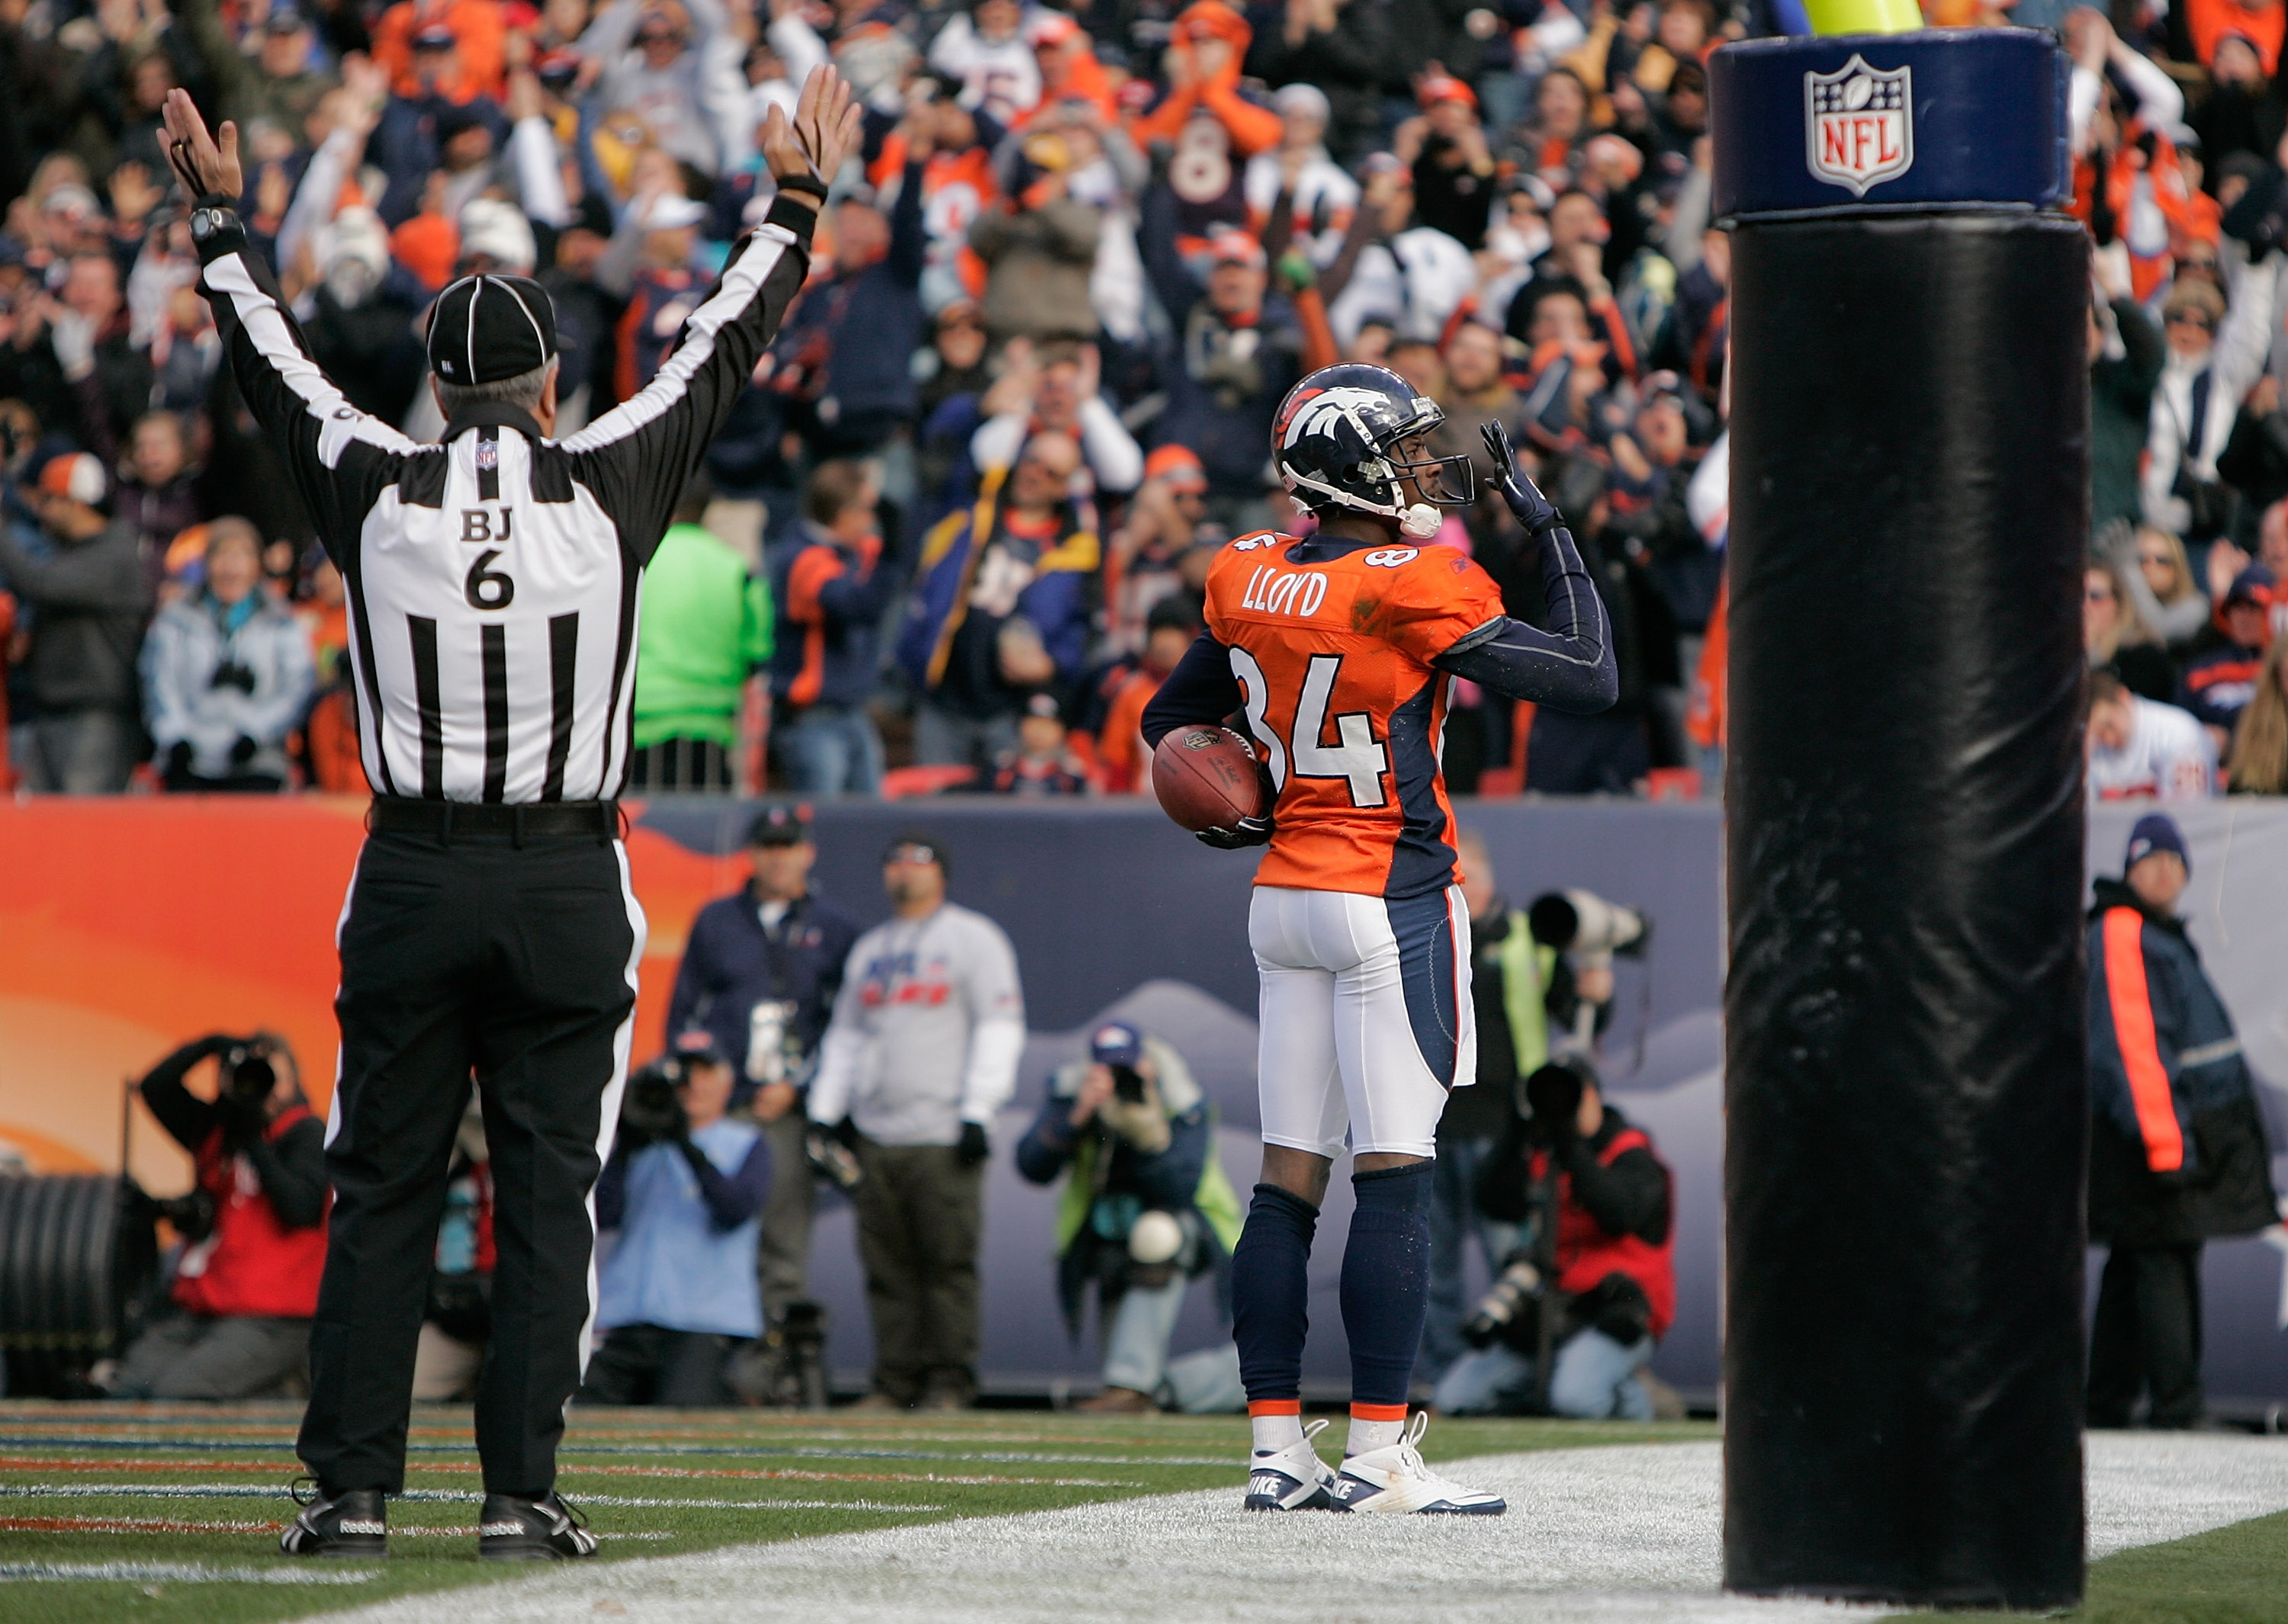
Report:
1152,726,1265,833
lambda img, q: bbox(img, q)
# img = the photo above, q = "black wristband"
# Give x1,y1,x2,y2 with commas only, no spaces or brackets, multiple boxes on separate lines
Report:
773,172,829,200
763,191,819,251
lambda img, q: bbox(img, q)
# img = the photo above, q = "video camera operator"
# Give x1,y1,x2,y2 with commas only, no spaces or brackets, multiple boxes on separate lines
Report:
1014,1022,1244,1414
106,1033,327,1401
665,804,860,1323
1432,1058,1674,1420
582,1033,772,1407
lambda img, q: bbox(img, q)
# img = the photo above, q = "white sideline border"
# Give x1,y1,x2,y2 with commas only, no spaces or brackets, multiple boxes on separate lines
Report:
315,1434,2288,1624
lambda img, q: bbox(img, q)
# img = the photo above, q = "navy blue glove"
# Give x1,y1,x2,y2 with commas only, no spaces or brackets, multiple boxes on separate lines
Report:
1482,419,1563,534
1195,812,1274,850
956,1120,991,1167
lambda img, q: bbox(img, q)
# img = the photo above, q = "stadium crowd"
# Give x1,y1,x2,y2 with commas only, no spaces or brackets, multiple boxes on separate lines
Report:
2,0,2286,801
0,0,1744,801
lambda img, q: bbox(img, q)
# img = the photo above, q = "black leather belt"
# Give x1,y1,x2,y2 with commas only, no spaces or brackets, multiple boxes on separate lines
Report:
366,797,622,843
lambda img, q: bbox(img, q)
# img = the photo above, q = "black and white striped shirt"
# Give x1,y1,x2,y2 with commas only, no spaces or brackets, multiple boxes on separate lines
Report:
193,204,812,803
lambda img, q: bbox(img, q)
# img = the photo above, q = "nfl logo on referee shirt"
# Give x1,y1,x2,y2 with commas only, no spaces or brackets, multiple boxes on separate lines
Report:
1804,56,1912,197
476,437,499,472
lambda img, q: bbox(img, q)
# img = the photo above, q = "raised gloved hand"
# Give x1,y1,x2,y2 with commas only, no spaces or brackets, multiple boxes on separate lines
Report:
1482,419,1563,535
1195,811,1274,851
956,1120,991,1167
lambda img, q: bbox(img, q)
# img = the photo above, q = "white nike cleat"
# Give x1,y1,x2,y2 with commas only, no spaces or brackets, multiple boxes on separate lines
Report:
1243,1417,1340,1510
1329,1412,1507,1514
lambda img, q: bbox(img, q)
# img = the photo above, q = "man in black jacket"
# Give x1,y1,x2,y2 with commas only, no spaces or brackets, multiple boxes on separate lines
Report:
2087,814,2280,1429
664,803,859,1318
107,1033,329,1400
0,452,153,791
1433,1059,1674,1419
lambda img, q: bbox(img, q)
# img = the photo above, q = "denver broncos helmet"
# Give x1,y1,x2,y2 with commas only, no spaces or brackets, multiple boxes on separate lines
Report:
1271,363,1476,538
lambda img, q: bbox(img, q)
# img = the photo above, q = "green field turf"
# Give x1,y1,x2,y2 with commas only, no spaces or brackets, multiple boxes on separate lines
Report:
0,1401,1713,1624
1889,1510,2288,1624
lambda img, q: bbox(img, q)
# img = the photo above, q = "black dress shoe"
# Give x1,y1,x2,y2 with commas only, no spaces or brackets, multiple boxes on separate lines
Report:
279,1483,387,1558
478,1491,599,1561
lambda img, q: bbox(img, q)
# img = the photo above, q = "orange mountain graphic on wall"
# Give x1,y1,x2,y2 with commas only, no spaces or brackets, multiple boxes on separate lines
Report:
0,798,744,1192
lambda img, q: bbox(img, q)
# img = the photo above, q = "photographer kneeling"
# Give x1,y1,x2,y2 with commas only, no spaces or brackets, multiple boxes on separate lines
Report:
109,1034,326,1400
1015,1022,1243,1414
583,1034,771,1407
1433,1060,1674,1420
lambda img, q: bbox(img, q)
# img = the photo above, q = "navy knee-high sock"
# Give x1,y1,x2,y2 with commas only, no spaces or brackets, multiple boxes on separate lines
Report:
1341,1161,1434,1408
1231,1183,1319,1405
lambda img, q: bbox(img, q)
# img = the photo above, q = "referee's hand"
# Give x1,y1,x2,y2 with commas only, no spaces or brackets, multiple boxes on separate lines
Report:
760,66,864,198
160,88,243,204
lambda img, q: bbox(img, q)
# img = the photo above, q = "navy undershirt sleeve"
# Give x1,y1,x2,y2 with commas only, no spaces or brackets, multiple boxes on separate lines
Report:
1140,632,1245,750
1433,518,1618,714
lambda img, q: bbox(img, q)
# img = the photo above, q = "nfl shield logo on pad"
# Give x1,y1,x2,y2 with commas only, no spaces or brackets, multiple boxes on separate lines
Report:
476,438,499,471
1804,55,1913,197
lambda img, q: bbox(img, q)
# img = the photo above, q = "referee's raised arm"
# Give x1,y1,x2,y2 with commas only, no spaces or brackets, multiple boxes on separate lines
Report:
159,73,867,1565
165,91,422,565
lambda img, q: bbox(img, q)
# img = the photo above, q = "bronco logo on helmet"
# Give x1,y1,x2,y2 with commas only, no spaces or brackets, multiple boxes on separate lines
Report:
1271,364,1475,538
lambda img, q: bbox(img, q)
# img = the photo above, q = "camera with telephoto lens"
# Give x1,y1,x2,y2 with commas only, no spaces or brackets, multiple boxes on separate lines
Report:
220,1041,276,1106
1462,1252,1547,1349
1110,1063,1147,1104
207,660,258,695
616,1061,688,1148
1528,889,1650,966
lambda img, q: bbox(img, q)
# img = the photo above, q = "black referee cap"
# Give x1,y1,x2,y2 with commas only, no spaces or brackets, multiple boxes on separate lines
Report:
427,273,558,386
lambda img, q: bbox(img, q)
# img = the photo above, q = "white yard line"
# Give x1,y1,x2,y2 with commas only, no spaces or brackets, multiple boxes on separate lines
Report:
304,1432,2288,1624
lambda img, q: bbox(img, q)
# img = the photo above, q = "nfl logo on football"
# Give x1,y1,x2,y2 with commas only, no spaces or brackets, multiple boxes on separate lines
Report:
1804,55,1913,197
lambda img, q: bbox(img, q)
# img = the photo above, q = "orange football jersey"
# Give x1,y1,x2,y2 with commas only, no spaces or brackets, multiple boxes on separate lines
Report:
1203,531,1506,898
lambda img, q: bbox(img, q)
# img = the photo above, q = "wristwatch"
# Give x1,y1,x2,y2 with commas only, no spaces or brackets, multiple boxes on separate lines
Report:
189,206,236,242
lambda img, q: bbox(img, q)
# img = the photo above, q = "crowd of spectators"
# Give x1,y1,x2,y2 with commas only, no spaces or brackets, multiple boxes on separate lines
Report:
3,0,2288,800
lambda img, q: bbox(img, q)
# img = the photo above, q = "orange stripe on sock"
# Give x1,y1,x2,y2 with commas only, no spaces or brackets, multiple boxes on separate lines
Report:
1247,1400,1302,1417
1349,1402,1409,1422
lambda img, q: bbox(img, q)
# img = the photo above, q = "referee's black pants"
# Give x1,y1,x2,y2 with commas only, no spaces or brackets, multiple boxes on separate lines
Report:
298,817,642,1497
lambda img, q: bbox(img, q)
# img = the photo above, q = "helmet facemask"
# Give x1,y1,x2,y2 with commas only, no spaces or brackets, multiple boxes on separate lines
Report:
1274,366,1479,536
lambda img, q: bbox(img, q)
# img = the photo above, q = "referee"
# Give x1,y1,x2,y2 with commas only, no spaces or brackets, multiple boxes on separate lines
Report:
160,71,861,1561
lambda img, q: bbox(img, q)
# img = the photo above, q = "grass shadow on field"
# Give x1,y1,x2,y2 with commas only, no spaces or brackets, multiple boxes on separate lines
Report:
1885,1510,2288,1624
0,1402,1713,1624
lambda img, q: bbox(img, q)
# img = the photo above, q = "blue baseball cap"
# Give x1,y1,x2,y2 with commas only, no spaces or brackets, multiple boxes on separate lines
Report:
670,1029,729,1070
1088,1022,1143,1069
2125,813,2190,878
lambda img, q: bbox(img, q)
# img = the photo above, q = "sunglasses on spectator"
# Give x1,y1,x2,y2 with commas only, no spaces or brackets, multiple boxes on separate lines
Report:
939,314,984,333
2164,310,2216,330
885,844,940,866
636,27,683,43
2137,550,2173,567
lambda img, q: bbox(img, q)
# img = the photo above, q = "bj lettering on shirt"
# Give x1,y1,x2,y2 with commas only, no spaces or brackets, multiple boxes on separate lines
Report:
1239,564,1329,618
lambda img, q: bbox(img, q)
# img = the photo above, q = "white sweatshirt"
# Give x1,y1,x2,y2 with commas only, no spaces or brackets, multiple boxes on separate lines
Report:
808,903,1027,1146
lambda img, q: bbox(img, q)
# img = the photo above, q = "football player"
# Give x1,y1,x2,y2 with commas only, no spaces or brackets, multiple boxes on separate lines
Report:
1141,363,1616,1513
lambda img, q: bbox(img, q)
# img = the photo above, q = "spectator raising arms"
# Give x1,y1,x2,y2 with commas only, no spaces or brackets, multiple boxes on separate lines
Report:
901,428,1098,772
